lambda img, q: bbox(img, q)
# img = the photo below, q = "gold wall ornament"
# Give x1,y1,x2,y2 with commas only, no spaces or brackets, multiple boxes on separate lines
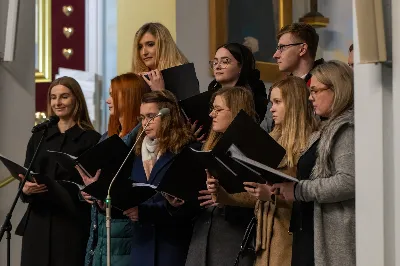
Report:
35,0,52,83
62,48,74,59
63,27,74,38
62,5,74,16
299,0,329,28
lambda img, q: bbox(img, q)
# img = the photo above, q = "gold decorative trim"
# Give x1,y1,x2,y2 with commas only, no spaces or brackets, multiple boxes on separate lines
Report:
209,0,293,82
0,176,15,188
35,0,52,83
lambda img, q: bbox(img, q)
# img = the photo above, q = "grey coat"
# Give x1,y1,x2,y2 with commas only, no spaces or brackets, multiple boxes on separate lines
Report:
295,110,355,266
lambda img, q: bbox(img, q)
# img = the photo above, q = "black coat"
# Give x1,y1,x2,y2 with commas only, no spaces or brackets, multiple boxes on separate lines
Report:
185,206,254,266
16,124,101,266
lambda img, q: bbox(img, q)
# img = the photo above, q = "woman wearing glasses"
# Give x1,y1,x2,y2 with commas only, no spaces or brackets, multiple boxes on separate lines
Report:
208,43,268,123
79,73,151,266
128,90,198,266
206,76,318,266
185,86,257,266
273,61,355,266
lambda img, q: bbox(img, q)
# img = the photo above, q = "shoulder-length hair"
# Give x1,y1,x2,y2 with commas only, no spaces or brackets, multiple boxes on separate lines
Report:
135,90,194,155
310,60,354,120
132,22,188,73
47,76,94,130
108,72,151,137
269,76,318,167
203,86,257,151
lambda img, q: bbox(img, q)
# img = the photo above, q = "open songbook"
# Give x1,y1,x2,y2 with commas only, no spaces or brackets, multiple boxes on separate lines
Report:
228,144,298,183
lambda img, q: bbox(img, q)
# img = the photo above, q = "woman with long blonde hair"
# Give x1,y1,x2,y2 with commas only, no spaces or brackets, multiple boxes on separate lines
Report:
274,61,355,266
206,76,317,266
132,22,188,91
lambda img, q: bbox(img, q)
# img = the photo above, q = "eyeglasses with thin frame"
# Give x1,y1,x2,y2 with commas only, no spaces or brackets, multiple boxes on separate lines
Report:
137,113,158,123
309,87,331,97
209,58,232,69
276,43,304,53
209,106,230,116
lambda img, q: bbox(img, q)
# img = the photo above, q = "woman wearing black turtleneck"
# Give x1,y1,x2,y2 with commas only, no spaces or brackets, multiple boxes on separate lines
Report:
207,43,268,123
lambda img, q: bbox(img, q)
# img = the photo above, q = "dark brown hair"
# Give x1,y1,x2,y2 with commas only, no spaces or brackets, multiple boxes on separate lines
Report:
135,90,194,155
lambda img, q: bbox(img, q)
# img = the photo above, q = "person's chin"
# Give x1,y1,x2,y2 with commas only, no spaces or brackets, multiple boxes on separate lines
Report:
144,61,156,70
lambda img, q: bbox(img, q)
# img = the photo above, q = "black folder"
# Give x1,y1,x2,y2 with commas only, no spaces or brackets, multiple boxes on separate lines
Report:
82,178,157,211
0,154,36,182
161,63,200,101
155,146,207,201
192,110,286,192
48,134,131,182
179,90,214,136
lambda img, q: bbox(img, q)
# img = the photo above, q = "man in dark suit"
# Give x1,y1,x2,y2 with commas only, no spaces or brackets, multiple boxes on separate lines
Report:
261,23,324,132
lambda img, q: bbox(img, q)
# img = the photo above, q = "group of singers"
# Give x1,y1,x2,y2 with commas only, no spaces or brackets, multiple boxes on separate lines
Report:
15,21,355,266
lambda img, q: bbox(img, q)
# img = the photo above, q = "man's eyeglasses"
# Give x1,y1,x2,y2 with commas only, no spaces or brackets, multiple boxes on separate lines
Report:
209,58,232,69
276,43,304,53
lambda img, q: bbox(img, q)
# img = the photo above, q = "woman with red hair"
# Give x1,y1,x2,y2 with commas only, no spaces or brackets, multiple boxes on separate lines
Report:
78,72,151,266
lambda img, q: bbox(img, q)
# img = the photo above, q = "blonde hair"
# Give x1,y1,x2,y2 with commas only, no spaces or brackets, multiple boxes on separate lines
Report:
270,76,318,167
310,60,354,120
132,22,188,73
203,87,257,151
47,76,94,130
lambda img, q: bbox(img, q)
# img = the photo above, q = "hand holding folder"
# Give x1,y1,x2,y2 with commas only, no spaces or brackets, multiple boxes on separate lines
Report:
0,154,37,183
161,63,200,101
48,134,131,184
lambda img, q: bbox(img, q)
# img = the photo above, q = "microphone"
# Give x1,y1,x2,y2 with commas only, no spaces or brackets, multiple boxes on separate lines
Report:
104,107,170,266
31,116,60,133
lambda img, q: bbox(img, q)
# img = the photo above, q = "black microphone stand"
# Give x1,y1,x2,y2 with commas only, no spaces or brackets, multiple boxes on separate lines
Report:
0,127,48,266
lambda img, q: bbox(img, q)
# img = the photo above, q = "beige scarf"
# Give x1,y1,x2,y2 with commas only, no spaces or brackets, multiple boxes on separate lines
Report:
141,136,160,180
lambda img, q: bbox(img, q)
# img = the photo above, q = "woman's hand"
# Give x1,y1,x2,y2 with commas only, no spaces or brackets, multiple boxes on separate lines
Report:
75,166,101,186
123,207,139,222
243,181,272,202
81,191,94,204
141,70,165,91
189,119,205,141
163,192,185,208
272,182,296,202
206,177,219,194
19,174,47,195
198,189,219,208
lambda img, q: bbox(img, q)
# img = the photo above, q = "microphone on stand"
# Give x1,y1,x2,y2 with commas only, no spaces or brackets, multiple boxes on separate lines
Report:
105,107,170,266
31,116,60,133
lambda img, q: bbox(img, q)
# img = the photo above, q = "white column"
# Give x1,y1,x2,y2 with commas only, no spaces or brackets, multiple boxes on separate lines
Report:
353,0,386,264
85,0,103,75
392,0,400,264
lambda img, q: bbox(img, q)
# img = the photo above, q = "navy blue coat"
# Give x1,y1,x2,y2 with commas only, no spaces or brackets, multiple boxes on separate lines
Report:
129,150,198,266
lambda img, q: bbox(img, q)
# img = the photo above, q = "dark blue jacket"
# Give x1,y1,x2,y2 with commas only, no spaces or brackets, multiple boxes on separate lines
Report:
129,149,198,266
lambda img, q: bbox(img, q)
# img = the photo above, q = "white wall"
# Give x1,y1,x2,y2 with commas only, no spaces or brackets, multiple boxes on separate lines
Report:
176,0,211,92
317,0,353,61
0,1,35,265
